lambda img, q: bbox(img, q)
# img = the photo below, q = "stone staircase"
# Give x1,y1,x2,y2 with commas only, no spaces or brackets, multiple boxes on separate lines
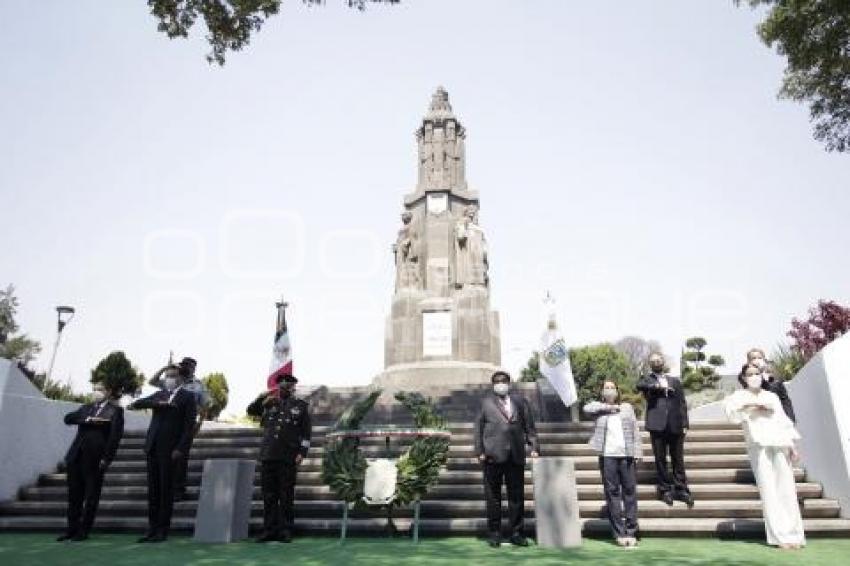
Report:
2,421,849,537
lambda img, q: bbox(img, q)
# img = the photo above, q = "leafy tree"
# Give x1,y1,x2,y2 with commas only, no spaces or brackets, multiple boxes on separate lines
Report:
149,0,399,65
770,342,806,381
737,1,850,152
788,299,850,361
91,351,144,398
680,336,725,392
569,343,641,411
0,285,42,367
519,351,543,382
202,372,230,420
614,335,664,382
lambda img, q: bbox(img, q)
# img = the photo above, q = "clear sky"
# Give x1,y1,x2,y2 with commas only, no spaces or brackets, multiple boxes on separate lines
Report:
2,1,848,416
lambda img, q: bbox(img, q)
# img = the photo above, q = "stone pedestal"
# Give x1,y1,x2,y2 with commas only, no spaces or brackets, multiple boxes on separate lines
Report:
533,457,582,548
193,459,256,543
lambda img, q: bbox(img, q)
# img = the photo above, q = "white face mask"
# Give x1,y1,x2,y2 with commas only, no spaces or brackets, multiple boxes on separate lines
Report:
92,391,106,403
752,357,767,369
493,383,510,397
164,377,178,391
602,388,617,402
746,374,763,390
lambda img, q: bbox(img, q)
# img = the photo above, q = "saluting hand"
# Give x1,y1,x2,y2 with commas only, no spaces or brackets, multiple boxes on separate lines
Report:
295,454,304,466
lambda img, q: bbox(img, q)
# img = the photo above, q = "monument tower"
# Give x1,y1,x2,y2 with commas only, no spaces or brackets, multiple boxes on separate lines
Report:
376,87,501,388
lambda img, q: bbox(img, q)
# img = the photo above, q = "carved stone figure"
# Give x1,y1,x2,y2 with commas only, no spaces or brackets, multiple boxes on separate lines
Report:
393,211,421,291
454,205,488,288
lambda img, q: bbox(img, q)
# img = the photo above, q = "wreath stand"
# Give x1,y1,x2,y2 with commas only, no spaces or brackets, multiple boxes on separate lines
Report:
328,427,450,543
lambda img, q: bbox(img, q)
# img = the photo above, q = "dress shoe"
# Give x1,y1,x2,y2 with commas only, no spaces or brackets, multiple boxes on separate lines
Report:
147,533,167,543
56,533,75,542
70,533,89,542
509,534,529,547
660,492,674,506
487,534,501,548
255,533,277,543
677,492,695,508
278,531,293,543
136,532,156,543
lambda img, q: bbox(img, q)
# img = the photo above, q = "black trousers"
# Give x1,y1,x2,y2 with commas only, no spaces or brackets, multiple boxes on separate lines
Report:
482,461,525,537
649,431,689,496
261,459,297,536
146,452,178,535
174,428,197,495
65,454,105,536
599,456,638,538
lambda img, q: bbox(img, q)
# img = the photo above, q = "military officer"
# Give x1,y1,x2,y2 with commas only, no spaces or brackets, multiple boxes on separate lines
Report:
246,373,311,543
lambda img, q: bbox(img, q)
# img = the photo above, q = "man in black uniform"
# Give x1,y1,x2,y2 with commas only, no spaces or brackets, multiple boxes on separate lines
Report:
637,352,693,507
246,373,311,543
57,383,124,542
129,372,197,543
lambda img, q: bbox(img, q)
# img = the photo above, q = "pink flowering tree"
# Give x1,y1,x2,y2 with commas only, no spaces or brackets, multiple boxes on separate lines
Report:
788,300,850,362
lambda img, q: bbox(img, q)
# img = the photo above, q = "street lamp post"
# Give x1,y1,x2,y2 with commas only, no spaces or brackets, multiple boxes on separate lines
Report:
45,305,75,386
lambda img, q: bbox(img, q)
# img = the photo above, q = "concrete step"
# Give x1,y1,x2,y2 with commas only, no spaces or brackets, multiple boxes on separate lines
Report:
117,421,742,439
1,515,849,537
0,498,840,520
108,444,750,465
112,440,750,458
116,429,746,448
110,450,754,469
37,467,806,488
18,482,825,503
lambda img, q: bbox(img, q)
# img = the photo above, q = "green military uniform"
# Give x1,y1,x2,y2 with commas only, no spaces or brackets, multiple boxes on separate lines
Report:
247,388,311,541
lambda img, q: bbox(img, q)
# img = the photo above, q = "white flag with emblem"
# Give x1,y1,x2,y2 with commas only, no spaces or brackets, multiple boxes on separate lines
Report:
539,295,577,407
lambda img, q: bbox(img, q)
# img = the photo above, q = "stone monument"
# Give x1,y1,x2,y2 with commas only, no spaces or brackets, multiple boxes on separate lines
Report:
376,87,501,389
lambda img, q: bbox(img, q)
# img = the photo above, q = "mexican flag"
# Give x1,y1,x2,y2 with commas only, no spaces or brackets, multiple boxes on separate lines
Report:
267,300,293,389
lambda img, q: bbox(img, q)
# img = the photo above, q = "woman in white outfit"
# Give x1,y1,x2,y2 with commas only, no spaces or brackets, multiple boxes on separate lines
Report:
724,364,805,549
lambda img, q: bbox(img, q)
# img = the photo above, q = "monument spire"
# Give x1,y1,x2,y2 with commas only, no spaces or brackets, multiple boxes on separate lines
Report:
380,88,500,388
416,86,467,192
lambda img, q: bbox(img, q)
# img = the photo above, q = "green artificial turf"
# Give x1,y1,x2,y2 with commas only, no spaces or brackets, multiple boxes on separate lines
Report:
1,534,848,566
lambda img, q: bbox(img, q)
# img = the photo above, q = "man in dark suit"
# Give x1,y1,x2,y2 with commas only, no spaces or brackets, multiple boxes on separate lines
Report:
474,371,539,548
247,373,311,543
746,348,796,422
128,372,197,543
57,383,124,542
637,353,692,507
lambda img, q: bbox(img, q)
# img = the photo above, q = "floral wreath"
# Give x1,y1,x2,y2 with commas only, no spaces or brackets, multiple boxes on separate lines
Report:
320,389,451,507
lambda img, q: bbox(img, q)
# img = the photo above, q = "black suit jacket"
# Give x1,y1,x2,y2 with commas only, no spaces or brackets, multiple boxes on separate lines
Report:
131,389,197,456
474,393,539,465
763,377,796,423
63,401,124,466
636,373,689,434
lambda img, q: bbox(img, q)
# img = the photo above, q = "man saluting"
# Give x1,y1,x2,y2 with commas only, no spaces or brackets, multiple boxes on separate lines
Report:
129,368,196,543
57,382,124,542
247,373,311,543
